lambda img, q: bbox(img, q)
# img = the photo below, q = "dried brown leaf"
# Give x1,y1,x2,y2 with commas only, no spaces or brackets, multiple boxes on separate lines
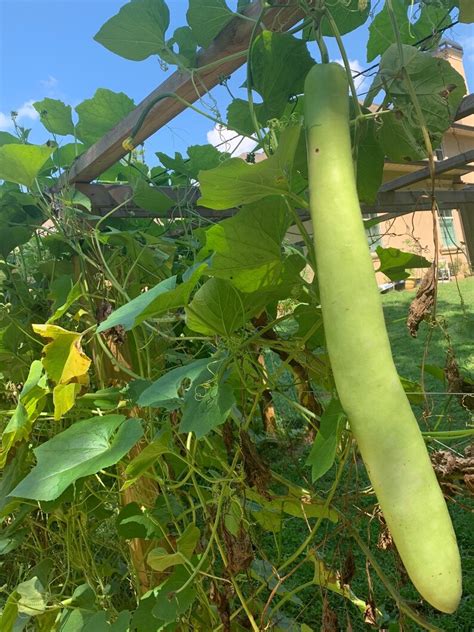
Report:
406,265,435,337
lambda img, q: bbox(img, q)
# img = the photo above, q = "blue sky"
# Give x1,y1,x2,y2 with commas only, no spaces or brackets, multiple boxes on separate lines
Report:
0,0,472,164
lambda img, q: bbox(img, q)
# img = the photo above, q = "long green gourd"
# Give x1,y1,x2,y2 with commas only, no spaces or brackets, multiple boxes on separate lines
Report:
304,63,461,613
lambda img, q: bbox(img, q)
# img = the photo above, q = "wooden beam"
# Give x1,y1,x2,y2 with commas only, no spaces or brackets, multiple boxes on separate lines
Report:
65,1,306,185
380,149,474,193
74,183,474,219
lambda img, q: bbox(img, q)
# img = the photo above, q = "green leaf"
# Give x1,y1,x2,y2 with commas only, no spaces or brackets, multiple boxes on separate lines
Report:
293,304,325,349
123,438,176,489
152,567,196,623
226,98,265,135
94,0,170,61
0,445,31,518
198,122,302,209
367,0,453,62
33,98,75,136
157,144,229,179
47,277,83,323
185,278,251,336
376,110,426,162
75,89,135,145
133,179,174,215
17,577,46,617
355,115,385,204
0,192,44,258
0,361,48,468
97,265,206,333
40,143,86,174
320,0,371,37
0,144,54,187
376,246,431,281
250,31,314,119
117,502,161,539
162,26,198,67
460,0,474,21
10,415,143,501
148,524,200,571
137,357,212,408
180,360,235,438
246,486,338,533
187,0,234,48
0,591,20,632
0,131,20,146
306,399,346,481
377,44,466,136
202,197,290,292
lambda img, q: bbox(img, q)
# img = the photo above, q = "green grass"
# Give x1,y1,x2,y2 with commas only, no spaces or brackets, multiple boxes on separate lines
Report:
259,278,473,631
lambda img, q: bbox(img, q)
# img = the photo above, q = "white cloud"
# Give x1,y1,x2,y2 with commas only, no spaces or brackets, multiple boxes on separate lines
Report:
207,124,257,156
333,58,369,93
0,112,14,130
0,99,39,132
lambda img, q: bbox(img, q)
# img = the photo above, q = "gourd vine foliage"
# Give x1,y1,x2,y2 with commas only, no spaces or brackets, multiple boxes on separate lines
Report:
0,1,473,630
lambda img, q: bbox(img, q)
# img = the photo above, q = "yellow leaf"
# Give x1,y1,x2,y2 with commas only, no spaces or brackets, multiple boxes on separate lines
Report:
53,383,81,420
32,324,91,384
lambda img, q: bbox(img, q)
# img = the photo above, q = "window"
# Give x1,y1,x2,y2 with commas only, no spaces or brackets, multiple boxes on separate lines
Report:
438,209,457,249
365,214,382,252
435,147,444,161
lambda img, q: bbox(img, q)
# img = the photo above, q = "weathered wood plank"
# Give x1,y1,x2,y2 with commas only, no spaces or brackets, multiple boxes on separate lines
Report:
66,0,306,185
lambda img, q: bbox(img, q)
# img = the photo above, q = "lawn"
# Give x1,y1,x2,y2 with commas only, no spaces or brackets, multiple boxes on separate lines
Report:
259,277,473,631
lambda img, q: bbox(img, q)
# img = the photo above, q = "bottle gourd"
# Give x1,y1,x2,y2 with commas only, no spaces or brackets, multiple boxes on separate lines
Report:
304,62,461,613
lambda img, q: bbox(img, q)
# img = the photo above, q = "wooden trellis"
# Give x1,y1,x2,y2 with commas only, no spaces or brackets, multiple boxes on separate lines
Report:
55,0,474,257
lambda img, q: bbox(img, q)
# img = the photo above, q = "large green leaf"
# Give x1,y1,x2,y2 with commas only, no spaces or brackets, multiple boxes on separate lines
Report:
97,265,206,333
151,567,196,623
226,98,266,135
75,89,135,145
355,115,385,204
306,399,346,482
187,0,234,48
33,98,75,136
198,122,302,209
202,197,290,292
10,415,143,501
375,246,431,281
185,278,251,336
376,109,426,162
250,31,314,119
367,0,453,62
180,360,235,438
94,0,170,61
0,144,54,187
320,0,371,37
133,180,174,215
137,357,212,408
0,193,44,258
376,44,466,136
0,361,48,468
0,131,20,146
